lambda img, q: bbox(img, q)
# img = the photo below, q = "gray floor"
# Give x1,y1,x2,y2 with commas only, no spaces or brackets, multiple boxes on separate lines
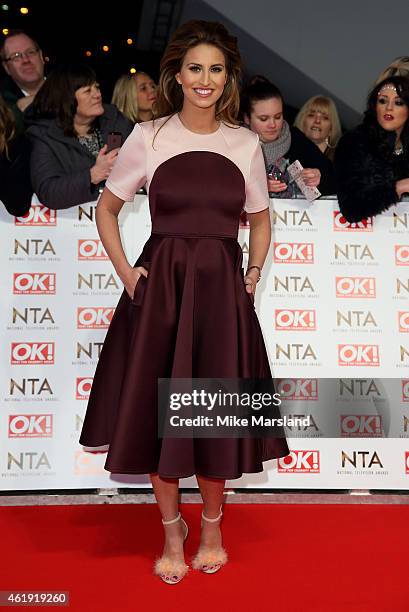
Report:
1,489,409,505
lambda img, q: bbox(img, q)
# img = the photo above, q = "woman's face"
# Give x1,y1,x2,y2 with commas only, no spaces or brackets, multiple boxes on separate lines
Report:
376,84,409,135
303,108,331,145
75,82,104,120
134,73,157,112
245,97,284,143
175,43,227,110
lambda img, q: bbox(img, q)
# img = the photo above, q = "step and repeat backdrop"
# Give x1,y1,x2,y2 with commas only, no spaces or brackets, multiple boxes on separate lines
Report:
1,195,409,490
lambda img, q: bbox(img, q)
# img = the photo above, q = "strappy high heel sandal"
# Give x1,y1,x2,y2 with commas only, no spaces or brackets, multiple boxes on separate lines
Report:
153,511,189,585
191,505,228,574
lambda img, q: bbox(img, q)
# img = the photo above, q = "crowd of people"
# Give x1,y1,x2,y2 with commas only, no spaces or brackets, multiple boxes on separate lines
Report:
1,28,409,221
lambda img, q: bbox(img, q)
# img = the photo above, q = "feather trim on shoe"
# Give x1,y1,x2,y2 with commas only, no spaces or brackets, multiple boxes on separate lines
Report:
153,557,189,581
191,547,228,570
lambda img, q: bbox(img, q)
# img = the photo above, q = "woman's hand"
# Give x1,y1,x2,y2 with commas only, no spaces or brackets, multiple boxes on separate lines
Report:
301,168,321,187
267,177,288,193
395,178,409,199
90,144,120,185
244,268,260,300
122,266,149,300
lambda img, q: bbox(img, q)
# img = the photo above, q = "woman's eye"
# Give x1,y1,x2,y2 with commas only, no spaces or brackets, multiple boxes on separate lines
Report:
211,66,222,72
189,66,200,72
396,99,405,106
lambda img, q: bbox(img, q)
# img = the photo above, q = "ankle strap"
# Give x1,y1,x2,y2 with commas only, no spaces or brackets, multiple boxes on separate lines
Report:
202,505,223,523
162,511,181,525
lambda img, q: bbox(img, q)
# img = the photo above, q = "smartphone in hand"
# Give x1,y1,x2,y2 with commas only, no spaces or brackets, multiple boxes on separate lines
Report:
106,132,122,152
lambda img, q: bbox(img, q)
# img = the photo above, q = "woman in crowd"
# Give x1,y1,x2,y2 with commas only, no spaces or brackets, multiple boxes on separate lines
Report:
111,71,157,123
375,56,409,85
26,63,133,209
293,95,342,161
241,75,336,197
334,75,409,222
79,20,289,584
0,93,32,216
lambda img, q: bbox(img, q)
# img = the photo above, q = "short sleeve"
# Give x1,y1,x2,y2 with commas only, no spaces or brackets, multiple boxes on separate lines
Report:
105,122,147,201
244,137,270,213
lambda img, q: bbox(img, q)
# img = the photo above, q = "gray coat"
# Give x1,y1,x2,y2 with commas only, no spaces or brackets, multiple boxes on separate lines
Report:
26,103,133,210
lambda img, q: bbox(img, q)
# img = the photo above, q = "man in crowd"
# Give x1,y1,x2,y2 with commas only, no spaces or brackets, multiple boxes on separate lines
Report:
0,30,45,131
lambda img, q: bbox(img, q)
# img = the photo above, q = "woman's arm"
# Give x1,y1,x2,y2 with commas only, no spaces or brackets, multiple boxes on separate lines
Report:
245,208,271,295
96,187,147,298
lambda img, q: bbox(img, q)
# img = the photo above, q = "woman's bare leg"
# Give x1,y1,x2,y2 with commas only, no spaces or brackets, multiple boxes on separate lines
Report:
150,473,186,567
196,475,226,553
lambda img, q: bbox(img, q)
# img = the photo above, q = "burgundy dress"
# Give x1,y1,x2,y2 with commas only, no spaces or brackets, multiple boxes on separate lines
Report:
79,114,289,478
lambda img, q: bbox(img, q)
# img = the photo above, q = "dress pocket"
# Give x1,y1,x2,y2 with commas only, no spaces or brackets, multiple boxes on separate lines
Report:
132,262,150,306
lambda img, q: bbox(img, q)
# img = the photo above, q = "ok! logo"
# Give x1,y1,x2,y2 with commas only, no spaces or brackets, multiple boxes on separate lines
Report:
77,239,108,260
15,204,57,226
13,272,56,295
276,378,318,401
335,276,376,298
333,211,373,232
76,377,94,400
398,312,409,333
277,450,320,473
11,342,55,365
274,309,316,331
395,245,409,266
273,242,314,264
338,344,380,367
402,380,409,402
77,307,114,329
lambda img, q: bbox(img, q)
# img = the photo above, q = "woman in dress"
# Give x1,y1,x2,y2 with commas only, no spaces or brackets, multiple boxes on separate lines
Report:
241,75,336,196
79,20,289,584
111,71,157,123
334,75,409,222
293,95,342,162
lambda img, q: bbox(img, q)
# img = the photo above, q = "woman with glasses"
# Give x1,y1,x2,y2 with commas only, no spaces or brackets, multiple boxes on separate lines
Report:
0,30,45,131
25,63,133,210
112,72,157,123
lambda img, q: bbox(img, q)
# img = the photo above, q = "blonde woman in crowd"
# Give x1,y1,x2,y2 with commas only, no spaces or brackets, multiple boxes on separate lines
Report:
375,56,409,85
111,71,157,123
294,95,342,162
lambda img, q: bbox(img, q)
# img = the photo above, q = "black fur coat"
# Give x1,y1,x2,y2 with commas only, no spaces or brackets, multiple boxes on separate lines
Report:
334,122,409,222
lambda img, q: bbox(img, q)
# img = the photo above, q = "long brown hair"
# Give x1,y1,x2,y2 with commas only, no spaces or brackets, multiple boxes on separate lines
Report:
0,95,16,157
154,20,242,126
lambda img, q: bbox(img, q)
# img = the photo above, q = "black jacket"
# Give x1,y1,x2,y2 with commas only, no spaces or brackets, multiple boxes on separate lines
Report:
334,122,408,222
287,126,336,196
0,75,27,134
25,103,133,210
0,133,32,216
